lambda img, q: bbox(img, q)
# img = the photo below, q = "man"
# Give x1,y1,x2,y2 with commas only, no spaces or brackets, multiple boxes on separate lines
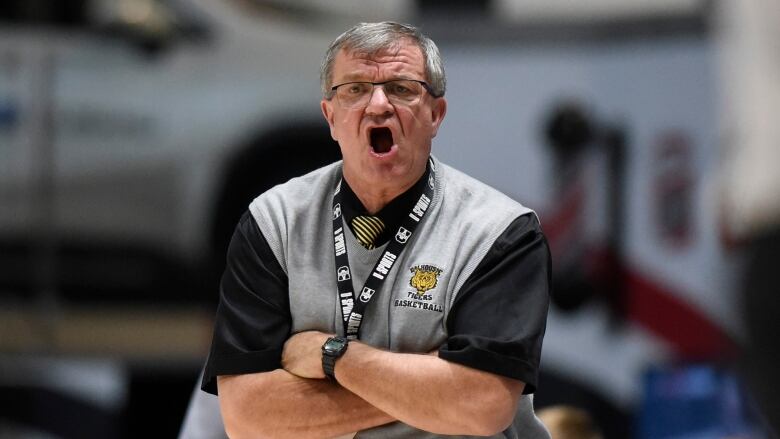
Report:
201,22,551,438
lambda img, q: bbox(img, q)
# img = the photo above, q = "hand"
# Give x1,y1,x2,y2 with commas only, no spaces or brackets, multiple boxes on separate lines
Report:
282,330,332,379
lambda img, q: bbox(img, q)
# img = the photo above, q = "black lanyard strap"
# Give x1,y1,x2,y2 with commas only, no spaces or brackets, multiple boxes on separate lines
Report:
332,158,437,339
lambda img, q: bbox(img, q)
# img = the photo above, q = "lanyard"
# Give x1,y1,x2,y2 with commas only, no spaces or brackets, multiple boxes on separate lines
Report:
332,158,436,339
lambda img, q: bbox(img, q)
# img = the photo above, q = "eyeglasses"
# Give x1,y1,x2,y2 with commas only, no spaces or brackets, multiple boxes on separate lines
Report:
328,79,440,109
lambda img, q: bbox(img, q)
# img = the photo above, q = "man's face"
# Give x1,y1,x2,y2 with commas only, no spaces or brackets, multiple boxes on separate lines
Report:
321,40,447,193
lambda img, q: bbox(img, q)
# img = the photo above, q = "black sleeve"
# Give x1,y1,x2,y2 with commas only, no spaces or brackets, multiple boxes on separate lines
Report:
438,213,551,394
201,211,291,395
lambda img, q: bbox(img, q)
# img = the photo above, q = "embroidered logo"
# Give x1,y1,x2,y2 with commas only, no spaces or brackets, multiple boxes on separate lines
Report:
394,264,445,313
333,203,342,219
409,264,443,296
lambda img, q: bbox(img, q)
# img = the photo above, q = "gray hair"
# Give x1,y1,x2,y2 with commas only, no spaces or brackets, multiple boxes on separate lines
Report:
320,22,446,99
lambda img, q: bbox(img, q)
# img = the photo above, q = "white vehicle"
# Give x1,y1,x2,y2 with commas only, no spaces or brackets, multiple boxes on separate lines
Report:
1,0,351,303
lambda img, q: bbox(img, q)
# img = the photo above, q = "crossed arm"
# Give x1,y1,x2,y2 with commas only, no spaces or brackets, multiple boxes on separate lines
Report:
217,331,525,439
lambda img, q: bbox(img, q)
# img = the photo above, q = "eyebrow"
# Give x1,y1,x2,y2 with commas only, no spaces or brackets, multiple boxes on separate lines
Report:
336,72,370,83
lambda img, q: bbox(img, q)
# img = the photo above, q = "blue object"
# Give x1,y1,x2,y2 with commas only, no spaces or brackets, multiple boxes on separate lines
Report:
636,364,765,439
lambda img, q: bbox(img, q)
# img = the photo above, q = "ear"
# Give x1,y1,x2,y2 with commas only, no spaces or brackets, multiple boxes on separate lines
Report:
321,99,338,141
430,97,447,138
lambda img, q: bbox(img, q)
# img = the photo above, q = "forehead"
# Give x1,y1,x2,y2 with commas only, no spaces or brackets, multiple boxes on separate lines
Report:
332,40,426,82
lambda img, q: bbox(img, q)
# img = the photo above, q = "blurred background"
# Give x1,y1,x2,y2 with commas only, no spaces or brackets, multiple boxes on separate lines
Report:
1,0,778,437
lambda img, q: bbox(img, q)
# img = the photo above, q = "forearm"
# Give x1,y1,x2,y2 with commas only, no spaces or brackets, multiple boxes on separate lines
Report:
218,369,394,439
334,342,524,436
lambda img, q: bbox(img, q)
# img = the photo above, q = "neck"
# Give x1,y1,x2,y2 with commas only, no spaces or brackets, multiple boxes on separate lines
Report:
351,181,411,215
344,170,423,215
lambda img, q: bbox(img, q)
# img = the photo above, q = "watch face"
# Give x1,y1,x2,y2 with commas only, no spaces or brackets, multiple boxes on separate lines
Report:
323,337,346,355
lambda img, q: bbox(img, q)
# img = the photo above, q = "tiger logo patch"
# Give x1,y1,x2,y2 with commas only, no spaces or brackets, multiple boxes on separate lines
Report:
409,264,443,296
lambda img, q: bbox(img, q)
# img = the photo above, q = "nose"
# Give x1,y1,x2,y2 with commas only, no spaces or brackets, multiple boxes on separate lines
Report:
364,84,394,116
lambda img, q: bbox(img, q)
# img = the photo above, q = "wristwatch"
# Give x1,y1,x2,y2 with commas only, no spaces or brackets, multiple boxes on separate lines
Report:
322,336,349,380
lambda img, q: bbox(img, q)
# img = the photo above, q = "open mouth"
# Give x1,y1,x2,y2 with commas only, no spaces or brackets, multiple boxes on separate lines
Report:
370,127,394,154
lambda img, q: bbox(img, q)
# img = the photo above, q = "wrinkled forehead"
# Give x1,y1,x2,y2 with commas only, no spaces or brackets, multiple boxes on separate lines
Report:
333,40,426,81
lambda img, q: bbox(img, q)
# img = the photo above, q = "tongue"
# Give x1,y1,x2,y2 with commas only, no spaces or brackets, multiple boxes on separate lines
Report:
370,128,394,154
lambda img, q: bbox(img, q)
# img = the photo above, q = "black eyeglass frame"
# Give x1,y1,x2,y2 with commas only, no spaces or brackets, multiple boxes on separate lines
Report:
327,78,443,100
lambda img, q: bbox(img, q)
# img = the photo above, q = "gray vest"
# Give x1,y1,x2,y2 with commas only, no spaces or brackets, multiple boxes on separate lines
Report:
250,159,550,439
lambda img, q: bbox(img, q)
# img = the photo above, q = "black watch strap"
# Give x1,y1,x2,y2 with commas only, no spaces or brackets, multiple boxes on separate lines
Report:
322,336,349,380
323,355,338,380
